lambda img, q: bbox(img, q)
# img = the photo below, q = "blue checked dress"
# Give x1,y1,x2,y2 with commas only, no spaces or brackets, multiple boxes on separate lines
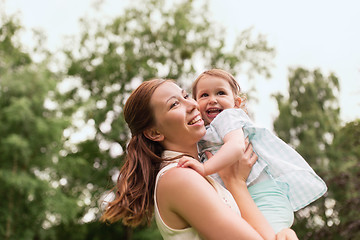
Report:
198,108,327,211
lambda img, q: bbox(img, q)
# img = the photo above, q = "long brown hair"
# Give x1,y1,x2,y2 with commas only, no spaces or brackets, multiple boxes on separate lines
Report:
101,79,169,227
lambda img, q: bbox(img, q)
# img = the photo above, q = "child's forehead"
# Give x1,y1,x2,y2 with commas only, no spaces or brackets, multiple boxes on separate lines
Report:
203,75,232,86
201,75,228,83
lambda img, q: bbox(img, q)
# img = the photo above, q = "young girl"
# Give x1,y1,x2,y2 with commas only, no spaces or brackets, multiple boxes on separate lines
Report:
178,69,327,233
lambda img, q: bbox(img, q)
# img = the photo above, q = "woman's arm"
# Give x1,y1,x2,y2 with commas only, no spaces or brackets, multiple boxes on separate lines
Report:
276,228,299,240
219,140,276,240
157,166,263,240
225,179,276,240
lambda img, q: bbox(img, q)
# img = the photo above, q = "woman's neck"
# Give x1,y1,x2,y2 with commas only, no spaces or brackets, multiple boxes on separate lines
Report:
163,144,199,160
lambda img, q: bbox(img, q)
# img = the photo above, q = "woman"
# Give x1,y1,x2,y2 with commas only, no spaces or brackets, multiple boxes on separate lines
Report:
101,79,298,239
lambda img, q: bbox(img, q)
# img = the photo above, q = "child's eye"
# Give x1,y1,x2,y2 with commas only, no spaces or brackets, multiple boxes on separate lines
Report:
217,91,226,95
200,93,208,98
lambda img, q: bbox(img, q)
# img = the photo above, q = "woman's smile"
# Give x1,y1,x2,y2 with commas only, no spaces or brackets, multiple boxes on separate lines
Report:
188,114,203,126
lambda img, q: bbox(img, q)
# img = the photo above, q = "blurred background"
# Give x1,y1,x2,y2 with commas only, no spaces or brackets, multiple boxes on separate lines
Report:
1,0,359,239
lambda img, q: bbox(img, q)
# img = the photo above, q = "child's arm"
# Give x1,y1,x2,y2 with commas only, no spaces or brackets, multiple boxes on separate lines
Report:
178,129,246,176
203,128,246,176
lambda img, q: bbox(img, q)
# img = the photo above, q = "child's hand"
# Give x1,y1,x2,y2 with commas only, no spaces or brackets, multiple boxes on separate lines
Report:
177,156,206,176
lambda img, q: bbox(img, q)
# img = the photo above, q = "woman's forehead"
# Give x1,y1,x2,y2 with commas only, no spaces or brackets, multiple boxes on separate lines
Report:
153,82,182,99
150,82,181,106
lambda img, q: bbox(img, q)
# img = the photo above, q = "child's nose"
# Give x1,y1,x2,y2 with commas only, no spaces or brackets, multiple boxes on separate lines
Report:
209,95,217,104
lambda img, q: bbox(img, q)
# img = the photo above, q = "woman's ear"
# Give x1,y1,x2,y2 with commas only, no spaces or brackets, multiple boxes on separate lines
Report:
143,128,164,142
234,96,242,108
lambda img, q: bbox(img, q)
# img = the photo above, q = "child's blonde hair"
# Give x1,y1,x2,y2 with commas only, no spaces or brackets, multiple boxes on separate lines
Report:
192,68,247,111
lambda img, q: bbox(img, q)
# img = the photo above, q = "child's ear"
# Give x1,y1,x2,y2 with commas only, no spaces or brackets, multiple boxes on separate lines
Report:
143,128,164,142
234,96,242,108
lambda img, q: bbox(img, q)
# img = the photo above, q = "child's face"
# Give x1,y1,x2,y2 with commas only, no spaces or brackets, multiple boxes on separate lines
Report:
195,76,240,125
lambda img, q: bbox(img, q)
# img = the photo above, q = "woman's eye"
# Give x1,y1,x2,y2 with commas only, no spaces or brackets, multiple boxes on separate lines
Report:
184,93,189,99
170,101,179,109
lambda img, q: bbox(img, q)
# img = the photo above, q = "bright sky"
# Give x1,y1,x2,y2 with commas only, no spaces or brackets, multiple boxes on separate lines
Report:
3,0,360,129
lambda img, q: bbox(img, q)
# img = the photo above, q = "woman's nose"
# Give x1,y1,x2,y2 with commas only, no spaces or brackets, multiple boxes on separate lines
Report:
186,98,199,112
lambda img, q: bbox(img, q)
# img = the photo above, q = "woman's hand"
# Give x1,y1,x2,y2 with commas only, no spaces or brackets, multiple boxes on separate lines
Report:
216,137,258,187
211,138,275,239
276,228,299,240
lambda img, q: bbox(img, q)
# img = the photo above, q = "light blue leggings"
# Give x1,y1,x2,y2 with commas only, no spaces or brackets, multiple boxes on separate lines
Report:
248,179,294,233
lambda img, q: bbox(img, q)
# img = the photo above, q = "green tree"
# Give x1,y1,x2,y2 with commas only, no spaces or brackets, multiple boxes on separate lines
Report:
273,67,342,239
0,15,77,240
60,0,275,238
274,67,340,168
310,120,360,239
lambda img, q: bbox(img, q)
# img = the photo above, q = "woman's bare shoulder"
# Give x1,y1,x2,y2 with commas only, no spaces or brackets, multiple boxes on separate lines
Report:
157,166,213,195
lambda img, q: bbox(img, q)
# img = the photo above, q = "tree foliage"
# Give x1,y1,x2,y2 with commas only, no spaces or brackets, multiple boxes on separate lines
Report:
273,67,340,168
273,67,359,239
62,0,275,152
0,15,78,240
318,120,360,239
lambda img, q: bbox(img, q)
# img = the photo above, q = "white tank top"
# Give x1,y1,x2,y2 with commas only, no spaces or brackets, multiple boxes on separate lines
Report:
154,150,240,240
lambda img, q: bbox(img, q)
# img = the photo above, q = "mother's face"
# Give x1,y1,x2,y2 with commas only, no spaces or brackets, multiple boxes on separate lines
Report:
149,81,206,150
